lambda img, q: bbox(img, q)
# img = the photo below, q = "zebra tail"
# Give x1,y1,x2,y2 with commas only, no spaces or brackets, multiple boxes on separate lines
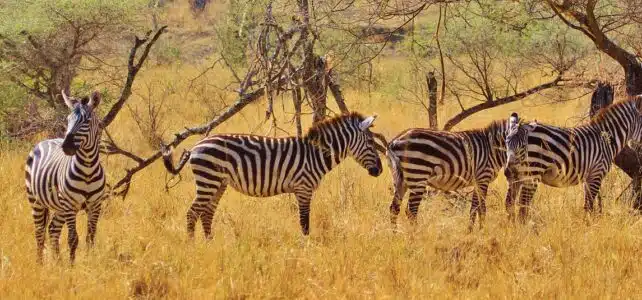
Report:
386,143,405,199
161,144,192,175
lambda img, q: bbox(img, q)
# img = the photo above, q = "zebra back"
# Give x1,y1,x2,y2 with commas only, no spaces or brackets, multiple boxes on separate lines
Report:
387,119,509,192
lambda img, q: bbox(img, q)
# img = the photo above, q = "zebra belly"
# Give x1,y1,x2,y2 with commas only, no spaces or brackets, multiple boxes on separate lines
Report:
402,165,475,191
539,166,580,187
227,179,292,197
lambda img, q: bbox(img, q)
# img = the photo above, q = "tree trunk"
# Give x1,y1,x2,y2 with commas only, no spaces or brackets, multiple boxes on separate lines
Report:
293,86,303,137
327,68,349,114
623,62,642,96
304,55,328,124
297,0,327,124
426,71,438,129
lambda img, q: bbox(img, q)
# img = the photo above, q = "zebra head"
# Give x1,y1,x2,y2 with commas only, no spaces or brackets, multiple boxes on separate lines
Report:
627,95,642,148
61,90,102,156
504,112,537,180
352,114,383,177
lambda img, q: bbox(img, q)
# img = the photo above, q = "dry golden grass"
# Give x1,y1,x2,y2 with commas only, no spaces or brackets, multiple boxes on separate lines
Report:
2,62,642,299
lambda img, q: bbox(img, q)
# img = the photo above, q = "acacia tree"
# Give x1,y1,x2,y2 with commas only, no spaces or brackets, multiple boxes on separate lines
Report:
440,2,590,130
0,0,147,137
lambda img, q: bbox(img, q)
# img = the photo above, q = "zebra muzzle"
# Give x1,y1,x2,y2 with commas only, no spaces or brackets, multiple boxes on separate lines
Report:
368,167,382,177
62,136,78,156
504,166,517,180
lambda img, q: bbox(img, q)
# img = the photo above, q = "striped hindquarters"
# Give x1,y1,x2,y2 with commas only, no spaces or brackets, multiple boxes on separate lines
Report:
388,128,498,192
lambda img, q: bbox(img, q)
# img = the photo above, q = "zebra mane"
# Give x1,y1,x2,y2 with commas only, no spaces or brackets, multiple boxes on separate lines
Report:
304,112,365,141
590,97,639,125
464,119,507,135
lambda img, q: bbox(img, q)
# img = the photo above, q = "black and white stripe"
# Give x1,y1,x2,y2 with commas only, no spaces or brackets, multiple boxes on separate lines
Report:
504,97,642,221
25,90,105,264
162,112,383,239
386,120,512,230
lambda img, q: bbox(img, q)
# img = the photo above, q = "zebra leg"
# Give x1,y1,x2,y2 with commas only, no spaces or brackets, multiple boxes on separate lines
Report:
405,185,427,225
86,202,102,248
469,182,490,231
65,212,79,264
584,176,604,213
518,182,538,224
187,179,227,240
201,183,227,240
505,181,521,223
389,184,407,227
31,205,49,264
294,190,313,235
48,211,66,260
186,200,200,240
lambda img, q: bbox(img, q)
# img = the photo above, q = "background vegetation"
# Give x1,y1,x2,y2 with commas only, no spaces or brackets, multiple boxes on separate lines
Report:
1,0,642,298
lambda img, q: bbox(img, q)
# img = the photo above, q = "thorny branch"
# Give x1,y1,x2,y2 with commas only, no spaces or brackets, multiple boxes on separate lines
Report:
101,25,168,128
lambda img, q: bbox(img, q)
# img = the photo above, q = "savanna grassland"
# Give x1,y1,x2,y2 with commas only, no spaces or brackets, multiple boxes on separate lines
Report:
2,2,642,300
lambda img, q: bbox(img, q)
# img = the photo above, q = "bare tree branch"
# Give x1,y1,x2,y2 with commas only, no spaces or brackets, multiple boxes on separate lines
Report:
443,76,566,130
101,25,168,128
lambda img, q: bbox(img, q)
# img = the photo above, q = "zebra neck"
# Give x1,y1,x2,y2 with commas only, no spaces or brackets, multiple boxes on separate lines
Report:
480,128,505,170
591,105,634,155
306,139,345,173
73,143,100,167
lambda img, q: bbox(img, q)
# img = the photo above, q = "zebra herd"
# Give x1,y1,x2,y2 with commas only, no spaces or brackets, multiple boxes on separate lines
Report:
24,90,642,264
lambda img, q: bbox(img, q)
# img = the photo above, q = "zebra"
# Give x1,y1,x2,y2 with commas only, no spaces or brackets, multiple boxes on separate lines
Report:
25,90,106,264
385,119,518,231
161,112,384,239
504,96,642,222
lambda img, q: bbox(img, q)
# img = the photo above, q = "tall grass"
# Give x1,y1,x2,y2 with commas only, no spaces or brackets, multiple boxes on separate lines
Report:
1,59,641,299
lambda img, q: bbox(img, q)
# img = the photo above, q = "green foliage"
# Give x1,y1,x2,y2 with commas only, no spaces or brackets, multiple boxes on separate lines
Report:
215,0,268,68
0,0,149,140
156,39,183,64
0,82,29,140
0,0,147,39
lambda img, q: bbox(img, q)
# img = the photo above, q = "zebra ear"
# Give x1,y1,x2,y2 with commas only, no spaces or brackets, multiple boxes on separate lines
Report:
62,89,75,109
88,91,101,109
526,120,538,132
635,95,642,114
508,112,519,126
359,115,377,131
